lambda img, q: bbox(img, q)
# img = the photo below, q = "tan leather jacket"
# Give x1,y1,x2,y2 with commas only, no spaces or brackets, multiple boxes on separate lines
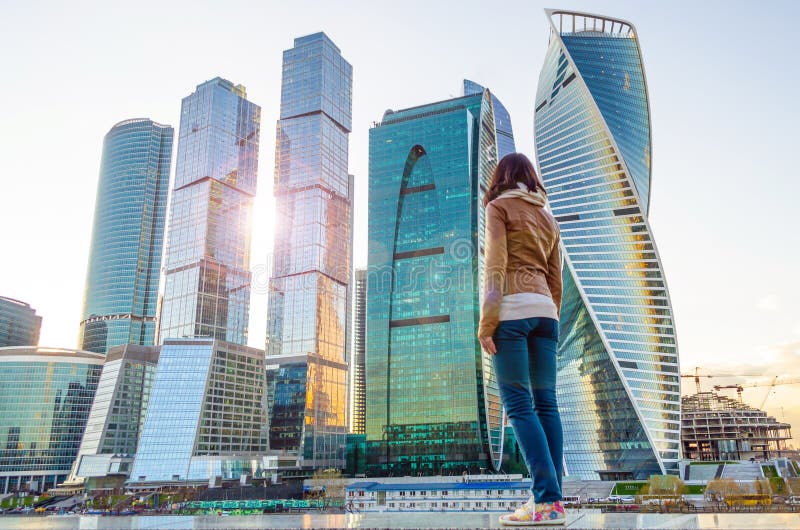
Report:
478,195,562,337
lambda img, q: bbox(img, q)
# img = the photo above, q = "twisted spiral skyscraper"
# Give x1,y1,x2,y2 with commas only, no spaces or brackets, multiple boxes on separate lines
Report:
534,10,681,479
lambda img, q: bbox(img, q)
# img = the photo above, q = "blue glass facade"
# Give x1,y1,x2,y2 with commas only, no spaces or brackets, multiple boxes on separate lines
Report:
0,347,103,493
0,297,41,347
158,78,260,345
463,79,517,159
463,80,525,472
267,33,352,469
533,10,681,479
79,119,173,354
366,91,504,475
128,339,267,484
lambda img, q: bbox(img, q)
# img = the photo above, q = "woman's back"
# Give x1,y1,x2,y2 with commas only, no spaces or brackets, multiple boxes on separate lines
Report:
486,195,560,299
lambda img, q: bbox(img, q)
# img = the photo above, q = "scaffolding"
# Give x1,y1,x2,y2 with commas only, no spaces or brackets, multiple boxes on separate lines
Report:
682,392,792,461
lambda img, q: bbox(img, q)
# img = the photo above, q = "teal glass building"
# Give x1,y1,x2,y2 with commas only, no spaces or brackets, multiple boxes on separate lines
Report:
533,10,681,479
158,78,260,345
0,347,103,493
464,79,516,159
267,33,352,469
78,119,173,354
0,296,41,347
463,80,527,473
366,90,504,475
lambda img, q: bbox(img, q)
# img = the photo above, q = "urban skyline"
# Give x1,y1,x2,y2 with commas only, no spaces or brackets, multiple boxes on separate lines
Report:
4,1,794,446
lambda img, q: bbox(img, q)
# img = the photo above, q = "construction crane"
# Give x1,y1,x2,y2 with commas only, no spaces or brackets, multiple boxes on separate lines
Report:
712,384,744,401
681,367,715,395
681,367,762,395
713,377,800,409
744,377,800,409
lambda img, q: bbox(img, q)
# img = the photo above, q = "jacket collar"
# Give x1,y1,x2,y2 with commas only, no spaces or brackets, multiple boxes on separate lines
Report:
496,182,547,207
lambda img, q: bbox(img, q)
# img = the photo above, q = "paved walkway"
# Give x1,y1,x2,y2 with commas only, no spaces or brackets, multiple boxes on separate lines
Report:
2,510,800,528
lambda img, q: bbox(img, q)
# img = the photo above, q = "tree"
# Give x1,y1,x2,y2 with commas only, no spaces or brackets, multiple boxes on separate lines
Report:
310,469,345,510
706,478,742,511
644,475,687,512
754,478,770,496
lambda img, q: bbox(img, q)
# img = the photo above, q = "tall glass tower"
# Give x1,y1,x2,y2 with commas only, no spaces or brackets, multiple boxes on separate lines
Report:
464,79,516,158
533,9,681,479
463,79,528,473
79,119,173,354
349,268,367,434
266,33,353,469
366,90,503,476
158,78,260,345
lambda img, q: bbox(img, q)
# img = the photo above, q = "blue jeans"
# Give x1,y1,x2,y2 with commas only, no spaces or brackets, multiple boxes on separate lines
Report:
493,317,563,503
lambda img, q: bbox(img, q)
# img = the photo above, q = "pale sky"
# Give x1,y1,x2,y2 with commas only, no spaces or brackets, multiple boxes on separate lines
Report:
1,1,799,442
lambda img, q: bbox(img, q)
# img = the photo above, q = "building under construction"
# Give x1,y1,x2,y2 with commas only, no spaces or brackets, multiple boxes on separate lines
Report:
682,392,792,461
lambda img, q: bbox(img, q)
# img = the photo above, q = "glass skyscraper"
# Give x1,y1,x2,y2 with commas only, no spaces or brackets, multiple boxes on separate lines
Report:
0,296,41,347
78,119,173,354
464,79,516,159
350,268,367,434
533,9,681,479
266,33,353,469
158,78,260,345
0,347,103,493
127,78,263,487
463,80,528,473
366,90,504,475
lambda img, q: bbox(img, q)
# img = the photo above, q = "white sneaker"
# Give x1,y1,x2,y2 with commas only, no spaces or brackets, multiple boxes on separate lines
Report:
499,497,536,526
500,499,566,526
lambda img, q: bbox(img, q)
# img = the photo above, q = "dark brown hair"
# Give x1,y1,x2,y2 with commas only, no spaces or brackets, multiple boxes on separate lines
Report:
483,152,545,206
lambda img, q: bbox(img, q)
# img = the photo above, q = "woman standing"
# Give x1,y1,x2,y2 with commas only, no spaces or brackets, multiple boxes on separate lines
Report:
478,153,565,526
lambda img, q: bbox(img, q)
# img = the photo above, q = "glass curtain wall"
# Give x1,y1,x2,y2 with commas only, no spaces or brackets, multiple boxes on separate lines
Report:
533,9,681,479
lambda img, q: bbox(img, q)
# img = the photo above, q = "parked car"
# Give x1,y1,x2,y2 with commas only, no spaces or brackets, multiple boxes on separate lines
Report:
607,495,636,503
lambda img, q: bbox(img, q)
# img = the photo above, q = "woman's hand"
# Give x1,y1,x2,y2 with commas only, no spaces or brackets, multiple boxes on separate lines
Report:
478,336,497,355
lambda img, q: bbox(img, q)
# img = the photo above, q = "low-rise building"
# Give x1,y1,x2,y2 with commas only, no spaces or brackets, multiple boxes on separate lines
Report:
0,347,103,493
127,339,268,487
345,475,530,512
64,344,160,491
